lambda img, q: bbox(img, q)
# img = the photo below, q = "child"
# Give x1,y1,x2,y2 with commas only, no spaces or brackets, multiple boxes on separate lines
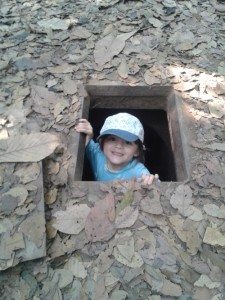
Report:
75,112,159,185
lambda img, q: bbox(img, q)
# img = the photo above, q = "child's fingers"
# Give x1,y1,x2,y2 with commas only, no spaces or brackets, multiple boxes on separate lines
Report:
154,174,159,180
75,119,93,135
141,174,155,185
141,174,160,185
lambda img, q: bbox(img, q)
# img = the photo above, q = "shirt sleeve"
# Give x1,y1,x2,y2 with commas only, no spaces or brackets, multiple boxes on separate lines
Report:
135,162,151,178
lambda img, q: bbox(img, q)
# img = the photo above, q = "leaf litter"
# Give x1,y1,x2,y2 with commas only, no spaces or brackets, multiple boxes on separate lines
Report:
1,0,225,298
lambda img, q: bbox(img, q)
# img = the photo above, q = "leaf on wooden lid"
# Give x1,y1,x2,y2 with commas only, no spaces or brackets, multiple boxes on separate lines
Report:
116,190,134,215
65,257,87,279
116,231,134,262
113,247,143,268
53,204,91,235
4,185,28,206
85,193,116,242
18,213,45,247
140,188,163,215
14,163,40,184
0,133,60,163
115,206,138,229
0,194,18,215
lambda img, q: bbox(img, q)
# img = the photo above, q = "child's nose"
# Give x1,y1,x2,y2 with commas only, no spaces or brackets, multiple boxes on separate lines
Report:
115,140,124,148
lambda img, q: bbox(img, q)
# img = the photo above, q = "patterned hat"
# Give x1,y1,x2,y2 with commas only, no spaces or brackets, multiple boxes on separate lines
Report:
98,113,144,143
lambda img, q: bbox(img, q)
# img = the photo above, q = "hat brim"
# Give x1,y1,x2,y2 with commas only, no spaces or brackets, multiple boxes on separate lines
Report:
97,129,139,142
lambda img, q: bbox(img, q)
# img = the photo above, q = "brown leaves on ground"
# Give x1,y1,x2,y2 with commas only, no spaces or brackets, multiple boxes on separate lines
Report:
0,133,60,163
94,30,136,66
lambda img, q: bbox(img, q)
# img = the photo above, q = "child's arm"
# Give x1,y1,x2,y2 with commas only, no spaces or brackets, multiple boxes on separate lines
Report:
141,173,160,185
75,119,94,145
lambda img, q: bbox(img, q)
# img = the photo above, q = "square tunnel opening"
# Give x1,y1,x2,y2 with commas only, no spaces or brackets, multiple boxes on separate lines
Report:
74,85,189,182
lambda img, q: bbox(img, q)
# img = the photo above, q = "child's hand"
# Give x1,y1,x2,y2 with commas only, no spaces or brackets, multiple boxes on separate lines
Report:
75,119,94,144
141,173,160,185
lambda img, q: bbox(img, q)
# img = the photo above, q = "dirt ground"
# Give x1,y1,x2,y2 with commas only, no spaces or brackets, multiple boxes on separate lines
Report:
0,0,225,299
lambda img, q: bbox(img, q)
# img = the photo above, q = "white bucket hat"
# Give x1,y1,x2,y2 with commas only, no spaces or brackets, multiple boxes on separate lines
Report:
98,113,144,143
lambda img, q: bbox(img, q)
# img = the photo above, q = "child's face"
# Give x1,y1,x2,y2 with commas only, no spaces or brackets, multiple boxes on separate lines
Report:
103,135,139,171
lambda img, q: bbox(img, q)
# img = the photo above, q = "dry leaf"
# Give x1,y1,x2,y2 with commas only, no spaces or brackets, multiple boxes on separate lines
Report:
203,204,225,218
46,220,57,239
105,271,118,286
65,257,87,279
116,231,134,262
203,227,225,246
0,219,13,234
18,213,45,248
62,78,78,95
53,204,91,235
85,194,116,242
208,174,225,188
174,81,197,92
116,190,134,214
15,203,36,216
110,290,127,300
170,185,194,217
94,30,136,66
1,197,15,217
144,70,161,85
169,215,201,255
0,133,60,163
4,186,28,205
14,163,40,184
37,18,72,30
45,188,58,205
113,247,143,268
70,26,92,39
208,99,225,118
145,265,164,292
161,278,182,297
53,99,69,117
204,143,225,151
194,275,221,289
118,58,128,78
148,17,163,28
115,206,138,228
188,206,203,221
140,189,163,215
53,269,74,289
47,63,75,74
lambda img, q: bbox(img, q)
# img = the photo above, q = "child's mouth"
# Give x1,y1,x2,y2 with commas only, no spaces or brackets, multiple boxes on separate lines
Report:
112,152,123,157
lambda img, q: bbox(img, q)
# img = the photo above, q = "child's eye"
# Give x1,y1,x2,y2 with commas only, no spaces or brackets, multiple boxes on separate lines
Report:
109,136,116,141
125,141,132,145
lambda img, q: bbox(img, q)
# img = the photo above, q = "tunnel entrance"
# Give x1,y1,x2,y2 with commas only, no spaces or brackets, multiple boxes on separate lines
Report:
73,84,189,182
82,108,176,181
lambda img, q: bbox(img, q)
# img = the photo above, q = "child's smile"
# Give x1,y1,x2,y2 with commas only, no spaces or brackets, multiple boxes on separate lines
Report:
103,135,139,171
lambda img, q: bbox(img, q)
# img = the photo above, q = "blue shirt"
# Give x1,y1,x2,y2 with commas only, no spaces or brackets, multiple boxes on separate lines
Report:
86,140,150,181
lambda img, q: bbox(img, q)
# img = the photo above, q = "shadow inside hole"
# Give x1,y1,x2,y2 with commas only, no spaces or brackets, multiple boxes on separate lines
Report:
82,108,176,181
